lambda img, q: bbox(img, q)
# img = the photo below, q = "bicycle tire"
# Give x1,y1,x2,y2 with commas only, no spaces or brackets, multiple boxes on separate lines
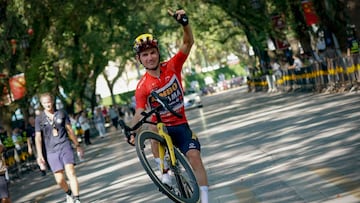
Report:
136,131,200,203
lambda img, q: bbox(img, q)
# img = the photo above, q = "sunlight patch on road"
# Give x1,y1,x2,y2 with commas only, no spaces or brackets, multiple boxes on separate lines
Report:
311,167,360,201
21,184,58,203
232,185,259,203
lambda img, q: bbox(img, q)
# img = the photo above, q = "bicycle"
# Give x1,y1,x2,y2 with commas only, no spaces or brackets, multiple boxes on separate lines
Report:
120,91,200,203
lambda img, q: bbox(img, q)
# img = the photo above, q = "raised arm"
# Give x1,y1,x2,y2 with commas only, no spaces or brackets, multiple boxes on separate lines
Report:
168,9,194,55
180,23,194,55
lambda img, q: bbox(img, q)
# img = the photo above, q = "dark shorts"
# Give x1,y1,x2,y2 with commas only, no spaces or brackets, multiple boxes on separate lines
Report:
47,144,75,172
0,175,9,198
166,123,201,155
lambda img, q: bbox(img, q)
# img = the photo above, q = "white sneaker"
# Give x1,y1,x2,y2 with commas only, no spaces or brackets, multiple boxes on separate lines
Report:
161,173,172,186
73,199,81,203
66,194,73,203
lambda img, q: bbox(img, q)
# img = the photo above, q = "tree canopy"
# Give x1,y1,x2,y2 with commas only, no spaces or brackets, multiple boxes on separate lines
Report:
0,0,356,132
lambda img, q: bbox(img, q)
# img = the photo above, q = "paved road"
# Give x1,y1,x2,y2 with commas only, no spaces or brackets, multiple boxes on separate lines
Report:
10,87,360,203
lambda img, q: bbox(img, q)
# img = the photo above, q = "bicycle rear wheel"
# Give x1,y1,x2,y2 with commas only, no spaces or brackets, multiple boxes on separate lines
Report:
136,131,200,203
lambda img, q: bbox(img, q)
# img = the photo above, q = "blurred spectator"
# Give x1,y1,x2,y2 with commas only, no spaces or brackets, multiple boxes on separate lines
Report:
117,105,125,120
130,96,136,116
346,24,359,57
93,107,106,138
78,111,92,145
269,60,282,92
0,143,11,203
101,106,109,123
324,45,338,83
289,54,303,71
289,54,304,88
0,128,7,145
25,116,36,156
11,128,22,151
246,76,253,92
108,105,119,130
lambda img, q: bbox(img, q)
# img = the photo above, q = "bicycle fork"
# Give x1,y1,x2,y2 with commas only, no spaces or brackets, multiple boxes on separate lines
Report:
157,123,176,172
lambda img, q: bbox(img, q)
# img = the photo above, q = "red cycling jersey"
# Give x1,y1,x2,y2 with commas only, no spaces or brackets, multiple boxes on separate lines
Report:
135,51,188,126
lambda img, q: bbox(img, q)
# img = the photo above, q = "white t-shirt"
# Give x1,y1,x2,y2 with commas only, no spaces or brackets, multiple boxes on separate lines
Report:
78,115,90,131
293,58,303,71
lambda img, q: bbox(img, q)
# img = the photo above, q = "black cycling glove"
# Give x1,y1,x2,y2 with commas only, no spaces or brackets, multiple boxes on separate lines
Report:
173,13,189,26
126,132,136,146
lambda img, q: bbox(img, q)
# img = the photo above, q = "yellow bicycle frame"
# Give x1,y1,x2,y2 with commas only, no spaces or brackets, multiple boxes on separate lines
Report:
157,122,176,172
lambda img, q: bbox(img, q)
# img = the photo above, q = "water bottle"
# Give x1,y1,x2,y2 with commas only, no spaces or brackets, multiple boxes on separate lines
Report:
39,162,46,171
77,151,84,162
4,169,9,181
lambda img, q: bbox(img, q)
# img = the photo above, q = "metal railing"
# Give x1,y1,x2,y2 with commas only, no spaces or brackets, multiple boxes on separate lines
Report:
248,54,360,93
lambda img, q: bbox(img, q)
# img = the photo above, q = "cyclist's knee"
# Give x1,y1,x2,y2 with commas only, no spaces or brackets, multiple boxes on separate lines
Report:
186,149,202,166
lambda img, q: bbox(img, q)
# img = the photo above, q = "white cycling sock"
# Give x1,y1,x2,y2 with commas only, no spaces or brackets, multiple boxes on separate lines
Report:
200,186,209,203
155,157,169,173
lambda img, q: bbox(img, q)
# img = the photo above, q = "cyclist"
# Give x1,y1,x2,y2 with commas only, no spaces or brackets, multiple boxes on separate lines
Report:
128,9,209,203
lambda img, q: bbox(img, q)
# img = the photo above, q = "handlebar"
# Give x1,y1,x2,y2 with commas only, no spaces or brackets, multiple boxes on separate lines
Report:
150,91,183,118
120,91,183,146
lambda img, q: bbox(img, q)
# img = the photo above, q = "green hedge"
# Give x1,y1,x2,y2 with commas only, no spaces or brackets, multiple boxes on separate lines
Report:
101,90,135,106
183,64,246,89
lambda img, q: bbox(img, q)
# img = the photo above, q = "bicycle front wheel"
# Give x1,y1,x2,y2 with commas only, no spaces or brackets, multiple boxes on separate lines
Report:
136,131,200,203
